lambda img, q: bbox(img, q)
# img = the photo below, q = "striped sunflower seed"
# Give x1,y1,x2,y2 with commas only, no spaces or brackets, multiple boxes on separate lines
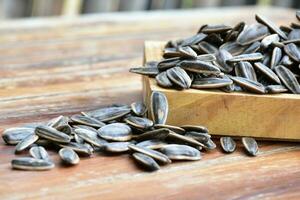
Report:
166,67,192,89
132,153,160,171
159,144,201,161
150,91,168,125
242,137,259,156
29,146,51,161
220,137,236,153
11,157,54,171
35,125,71,143
15,134,39,153
98,123,132,142
59,147,80,165
274,65,300,94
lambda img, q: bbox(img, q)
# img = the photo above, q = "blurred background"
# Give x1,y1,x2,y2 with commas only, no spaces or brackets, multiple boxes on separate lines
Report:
0,0,299,19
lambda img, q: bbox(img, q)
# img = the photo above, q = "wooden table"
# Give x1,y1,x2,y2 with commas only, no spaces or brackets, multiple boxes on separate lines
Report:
1,6,300,200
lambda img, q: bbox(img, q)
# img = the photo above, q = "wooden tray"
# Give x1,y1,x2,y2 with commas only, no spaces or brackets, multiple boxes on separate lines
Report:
143,41,300,141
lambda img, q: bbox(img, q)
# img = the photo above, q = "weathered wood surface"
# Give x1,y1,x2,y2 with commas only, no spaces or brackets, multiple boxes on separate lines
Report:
143,41,300,141
0,7,300,200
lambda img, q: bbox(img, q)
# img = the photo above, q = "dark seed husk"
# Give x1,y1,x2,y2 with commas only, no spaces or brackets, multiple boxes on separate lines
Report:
129,67,159,76
103,142,131,153
202,138,216,150
198,41,218,54
35,125,71,143
191,77,233,89
2,127,35,145
261,34,280,49
197,54,216,62
274,65,300,94
47,115,69,128
150,91,168,125
236,23,269,45
243,41,261,54
134,128,170,141
227,53,263,63
201,24,232,34
284,43,300,63
153,124,185,134
59,147,80,165
220,41,249,56
98,123,132,142
71,115,105,128
167,131,204,148
128,144,171,164
11,157,54,171
136,139,168,150
59,142,94,156
216,49,233,73
178,46,197,59
85,106,131,122
166,67,192,89
15,134,39,153
124,116,153,130
74,128,107,147
157,57,181,70
253,62,281,84
178,60,221,74
132,153,160,171
266,85,288,94
255,14,287,40
159,144,201,161
180,33,207,46
29,146,51,161
242,137,259,156
180,125,209,133
220,137,236,153
185,131,211,143
230,76,266,94
270,47,282,69
131,102,147,117
235,62,257,82
156,71,173,88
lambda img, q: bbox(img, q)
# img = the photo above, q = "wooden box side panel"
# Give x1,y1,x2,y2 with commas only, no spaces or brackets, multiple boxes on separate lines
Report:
143,41,300,140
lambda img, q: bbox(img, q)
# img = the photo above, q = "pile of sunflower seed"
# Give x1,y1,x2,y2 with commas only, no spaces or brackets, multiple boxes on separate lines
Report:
130,12,300,94
3,91,258,171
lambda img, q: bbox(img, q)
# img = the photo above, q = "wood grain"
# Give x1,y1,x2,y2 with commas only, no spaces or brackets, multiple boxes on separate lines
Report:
143,41,300,140
0,7,300,200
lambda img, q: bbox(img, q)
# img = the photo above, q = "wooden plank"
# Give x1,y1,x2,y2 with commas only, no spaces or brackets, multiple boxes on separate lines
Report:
143,41,300,141
0,7,300,200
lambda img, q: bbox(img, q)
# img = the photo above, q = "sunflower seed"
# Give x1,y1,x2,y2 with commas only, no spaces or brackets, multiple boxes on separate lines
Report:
136,139,168,149
201,24,232,34
129,67,159,76
131,102,147,117
157,57,181,70
202,139,216,150
2,127,35,145
180,33,207,46
242,137,259,156
132,153,160,171
71,115,105,128
178,60,221,74
47,115,68,128
220,137,236,153
85,106,131,122
274,65,300,94
197,54,216,62
160,144,201,161
270,47,282,69
167,131,204,148
35,125,71,143
198,41,218,54
266,84,288,94
98,123,132,142
253,62,281,84
261,34,280,49
178,46,197,59
11,157,54,171
59,147,80,165
237,23,269,45
59,142,94,156
192,77,233,89
230,76,266,94
255,14,287,40
243,41,261,54
150,91,168,125
124,116,153,130
15,134,39,153
134,128,170,141
284,43,300,63
180,125,209,133
29,146,51,161
215,49,233,73
103,142,131,153
156,71,173,88
220,41,249,56
166,67,192,89
185,131,211,143
153,124,185,134
74,128,107,147
235,62,257,81
227,53,263,63
128,144,171,164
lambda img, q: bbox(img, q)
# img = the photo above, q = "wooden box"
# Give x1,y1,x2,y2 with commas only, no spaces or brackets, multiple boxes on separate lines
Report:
143,41,300,141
